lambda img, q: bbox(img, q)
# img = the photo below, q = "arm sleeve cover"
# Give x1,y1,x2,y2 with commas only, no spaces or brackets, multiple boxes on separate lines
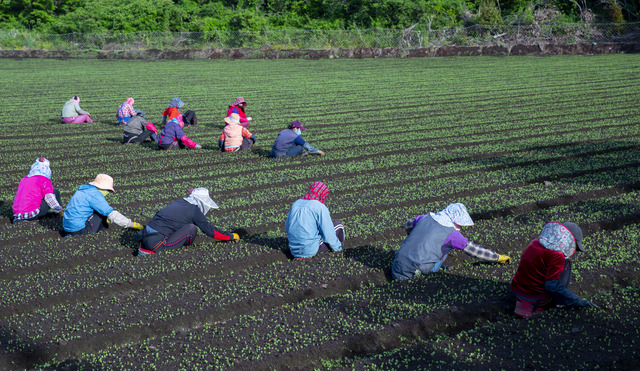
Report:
303,142,319,154
108,210,132,228
463,241,499,262
181,136,197,148
44,193,63,213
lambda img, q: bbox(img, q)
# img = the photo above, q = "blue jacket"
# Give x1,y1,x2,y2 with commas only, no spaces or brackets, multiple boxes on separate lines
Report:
285,199,342,258
271,129,318,157
63,185,113,232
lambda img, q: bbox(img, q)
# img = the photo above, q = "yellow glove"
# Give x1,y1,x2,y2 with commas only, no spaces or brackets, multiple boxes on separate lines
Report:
497,254,511,264
232,233,240,241
131,222,144,230
58,210,64,217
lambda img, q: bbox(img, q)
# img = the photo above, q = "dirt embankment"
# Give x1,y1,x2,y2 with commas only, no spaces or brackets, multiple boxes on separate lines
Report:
1,42,638,60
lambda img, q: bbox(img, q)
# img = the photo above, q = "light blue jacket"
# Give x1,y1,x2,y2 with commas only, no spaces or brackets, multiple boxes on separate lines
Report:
63,185,114,232
285,199,342,258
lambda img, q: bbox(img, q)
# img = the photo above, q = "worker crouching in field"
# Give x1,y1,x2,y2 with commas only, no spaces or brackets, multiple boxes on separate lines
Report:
122,112,159,145
158,118,202,150
270,121,325,158
511,222,599,317
392,203,511,280
285,182,344,259
219,113,256,152
63,174,143,236
137,188,239,255
61,96,93,123
161,97,197,126
116,97,137,125
226,97,252,128
12,157,63,223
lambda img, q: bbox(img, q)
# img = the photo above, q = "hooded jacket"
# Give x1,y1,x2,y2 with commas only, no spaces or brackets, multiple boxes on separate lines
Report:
511,222,587,306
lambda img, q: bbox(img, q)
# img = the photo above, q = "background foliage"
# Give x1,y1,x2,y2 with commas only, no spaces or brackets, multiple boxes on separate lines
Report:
0,0,638,34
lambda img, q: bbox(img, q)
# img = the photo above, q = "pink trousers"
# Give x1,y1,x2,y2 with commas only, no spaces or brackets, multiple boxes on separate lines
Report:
62,115,93,123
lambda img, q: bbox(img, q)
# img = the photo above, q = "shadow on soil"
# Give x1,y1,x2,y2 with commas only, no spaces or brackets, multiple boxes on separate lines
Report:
237,228,294,259
251,148,273,158
0,201,13,220
344,245,395,281
0,328,48,370
37,214,64,232
461,139,640,190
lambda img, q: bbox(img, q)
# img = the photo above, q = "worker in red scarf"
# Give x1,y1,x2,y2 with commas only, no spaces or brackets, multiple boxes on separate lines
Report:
285,182,344,259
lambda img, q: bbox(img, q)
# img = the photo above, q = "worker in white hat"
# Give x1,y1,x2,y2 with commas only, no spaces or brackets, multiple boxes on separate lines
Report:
137,187,239,256
63,174,143,236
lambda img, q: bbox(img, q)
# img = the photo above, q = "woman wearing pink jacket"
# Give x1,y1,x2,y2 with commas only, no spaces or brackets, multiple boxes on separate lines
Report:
12,158,63,223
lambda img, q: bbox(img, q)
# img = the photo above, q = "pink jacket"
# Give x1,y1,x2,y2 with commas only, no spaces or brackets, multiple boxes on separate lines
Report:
13,175,53,214
221,123,252,149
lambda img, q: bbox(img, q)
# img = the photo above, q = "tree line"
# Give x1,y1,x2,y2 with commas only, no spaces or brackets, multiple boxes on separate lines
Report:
1,0,637,34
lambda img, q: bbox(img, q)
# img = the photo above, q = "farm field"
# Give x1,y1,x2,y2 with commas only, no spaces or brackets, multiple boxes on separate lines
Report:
0,55,639,370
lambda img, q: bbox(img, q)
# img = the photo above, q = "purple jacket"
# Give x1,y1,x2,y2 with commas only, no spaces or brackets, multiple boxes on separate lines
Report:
160,120,186,145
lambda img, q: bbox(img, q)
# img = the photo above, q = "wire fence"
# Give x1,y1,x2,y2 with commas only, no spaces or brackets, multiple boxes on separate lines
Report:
1,22,639,51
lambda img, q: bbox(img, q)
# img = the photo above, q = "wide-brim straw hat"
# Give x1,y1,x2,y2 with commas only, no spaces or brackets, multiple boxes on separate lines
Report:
225,113,241,125
89,174,115,192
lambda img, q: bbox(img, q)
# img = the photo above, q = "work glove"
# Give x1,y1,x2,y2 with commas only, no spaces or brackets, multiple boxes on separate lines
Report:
195,144,202,149
317,150,325,156
579,300,600,308
232,233,240,241
58,210,65,217
496,255,511,264
247,117,252,121
131,222,144,230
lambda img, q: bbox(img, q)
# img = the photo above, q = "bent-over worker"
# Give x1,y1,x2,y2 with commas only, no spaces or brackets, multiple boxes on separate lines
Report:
392,203,511,280
137,187,239,255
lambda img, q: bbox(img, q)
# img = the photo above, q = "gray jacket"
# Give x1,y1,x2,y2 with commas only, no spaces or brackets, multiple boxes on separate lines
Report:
392,216,456,280
123,115,148,135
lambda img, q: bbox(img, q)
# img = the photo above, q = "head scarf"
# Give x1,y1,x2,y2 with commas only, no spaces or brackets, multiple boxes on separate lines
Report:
126,97,134,106
168,97,185,108
538,222,578,258
300,182,329,204
231,97,246,107
184,188,219,215
430,203,474,228
27,157,51,179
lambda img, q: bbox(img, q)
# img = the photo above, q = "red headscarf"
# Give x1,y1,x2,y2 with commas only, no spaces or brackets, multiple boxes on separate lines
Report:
301,182,329,204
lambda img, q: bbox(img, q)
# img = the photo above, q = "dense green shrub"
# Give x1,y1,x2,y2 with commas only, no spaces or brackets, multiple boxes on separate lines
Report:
0,0,637,34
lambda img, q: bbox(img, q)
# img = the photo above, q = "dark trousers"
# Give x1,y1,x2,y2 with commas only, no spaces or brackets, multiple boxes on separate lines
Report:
318,220,345,253
182,110,197,126
65,212,108,236
123,130,157,144
15,189,62,222
141,224,198,253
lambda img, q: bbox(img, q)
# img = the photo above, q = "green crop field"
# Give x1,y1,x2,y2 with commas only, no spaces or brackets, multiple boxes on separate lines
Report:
1,55,639,370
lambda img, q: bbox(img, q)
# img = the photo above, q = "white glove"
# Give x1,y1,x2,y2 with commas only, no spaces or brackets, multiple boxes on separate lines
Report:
195,144,202,149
